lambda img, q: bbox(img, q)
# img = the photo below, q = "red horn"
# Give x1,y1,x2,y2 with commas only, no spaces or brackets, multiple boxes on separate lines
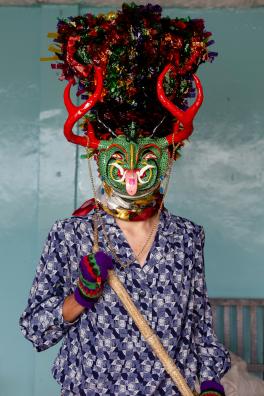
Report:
157,64,203,145
63,66,103,148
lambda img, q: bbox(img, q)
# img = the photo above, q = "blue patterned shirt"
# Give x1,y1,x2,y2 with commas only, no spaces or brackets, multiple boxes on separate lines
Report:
20,207,230,395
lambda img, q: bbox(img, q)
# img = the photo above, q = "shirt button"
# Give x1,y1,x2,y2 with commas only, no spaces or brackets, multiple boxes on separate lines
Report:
139,290,146,297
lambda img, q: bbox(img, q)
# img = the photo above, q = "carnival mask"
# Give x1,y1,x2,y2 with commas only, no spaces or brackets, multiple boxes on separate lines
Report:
63,65,203,199
97,135,169,197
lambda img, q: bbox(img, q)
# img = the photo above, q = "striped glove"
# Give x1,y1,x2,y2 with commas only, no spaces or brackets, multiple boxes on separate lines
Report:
74,251,114,309
200,380,225,396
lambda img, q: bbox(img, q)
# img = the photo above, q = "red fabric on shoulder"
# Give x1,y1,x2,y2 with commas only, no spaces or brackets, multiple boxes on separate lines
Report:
72,198,96,217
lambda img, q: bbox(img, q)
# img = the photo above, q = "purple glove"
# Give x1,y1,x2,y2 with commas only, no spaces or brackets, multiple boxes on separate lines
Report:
74,251,114,309
200,380,225,396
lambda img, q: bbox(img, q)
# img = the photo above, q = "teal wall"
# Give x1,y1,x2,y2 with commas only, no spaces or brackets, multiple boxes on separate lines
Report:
0,5,263,396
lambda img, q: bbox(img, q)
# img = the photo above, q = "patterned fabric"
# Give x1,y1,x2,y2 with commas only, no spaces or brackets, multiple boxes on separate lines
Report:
19,207,231,395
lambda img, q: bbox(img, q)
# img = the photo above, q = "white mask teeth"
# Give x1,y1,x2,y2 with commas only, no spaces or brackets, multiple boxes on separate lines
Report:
137,173,147,184
137,165,155,184
108,162,125,175
138,164,155,178
118,170,127,183
108,162,126,183
108,163,155,184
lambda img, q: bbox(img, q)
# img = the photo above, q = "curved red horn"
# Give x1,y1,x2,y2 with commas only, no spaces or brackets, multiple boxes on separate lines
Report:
157,64,203,145
87,123,101,148
63,66,103,148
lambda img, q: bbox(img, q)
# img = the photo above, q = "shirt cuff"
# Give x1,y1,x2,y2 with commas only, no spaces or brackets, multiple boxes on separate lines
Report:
52,299,80,330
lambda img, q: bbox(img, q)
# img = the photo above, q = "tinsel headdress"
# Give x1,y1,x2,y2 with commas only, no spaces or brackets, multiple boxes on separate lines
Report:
44,2,217,148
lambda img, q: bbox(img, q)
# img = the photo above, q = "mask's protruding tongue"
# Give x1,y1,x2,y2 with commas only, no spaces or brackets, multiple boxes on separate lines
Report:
125,170,138,195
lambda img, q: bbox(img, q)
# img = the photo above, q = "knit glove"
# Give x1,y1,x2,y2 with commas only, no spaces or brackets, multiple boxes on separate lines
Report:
200,380,225,396
74,251,114,309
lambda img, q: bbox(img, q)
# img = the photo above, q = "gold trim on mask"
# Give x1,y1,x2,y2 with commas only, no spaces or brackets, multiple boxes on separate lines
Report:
103,182,113,197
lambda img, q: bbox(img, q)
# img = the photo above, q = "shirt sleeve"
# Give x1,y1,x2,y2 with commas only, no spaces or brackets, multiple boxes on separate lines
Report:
192,226,231,384
19,220,78,352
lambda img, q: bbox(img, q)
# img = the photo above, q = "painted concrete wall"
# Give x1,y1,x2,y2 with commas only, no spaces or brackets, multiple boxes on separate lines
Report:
0,5,263,396
1,0,264,7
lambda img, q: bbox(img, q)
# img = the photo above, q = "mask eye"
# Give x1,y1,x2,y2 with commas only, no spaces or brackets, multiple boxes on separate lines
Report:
143,151,157,160
111,152,124,160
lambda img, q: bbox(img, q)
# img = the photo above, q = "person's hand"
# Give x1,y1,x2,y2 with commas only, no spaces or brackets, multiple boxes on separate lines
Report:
74,251,114,309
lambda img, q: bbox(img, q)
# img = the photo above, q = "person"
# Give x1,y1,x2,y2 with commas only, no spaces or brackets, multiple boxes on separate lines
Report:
20,4,231,395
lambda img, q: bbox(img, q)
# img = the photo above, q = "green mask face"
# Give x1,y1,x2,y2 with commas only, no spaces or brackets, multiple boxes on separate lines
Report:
96,135,170,198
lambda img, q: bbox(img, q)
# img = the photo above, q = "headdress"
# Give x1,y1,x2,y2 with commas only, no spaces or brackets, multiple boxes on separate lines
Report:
43,3,217,219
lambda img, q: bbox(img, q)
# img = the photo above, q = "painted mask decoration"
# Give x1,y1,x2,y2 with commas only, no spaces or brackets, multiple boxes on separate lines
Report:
63,65,203,198
97,135,169,197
